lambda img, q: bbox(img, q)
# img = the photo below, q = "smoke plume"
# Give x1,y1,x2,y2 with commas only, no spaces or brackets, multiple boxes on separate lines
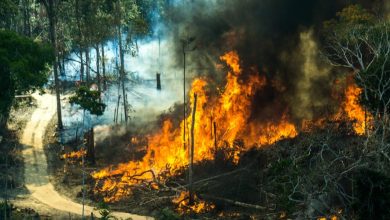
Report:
160,0,382,122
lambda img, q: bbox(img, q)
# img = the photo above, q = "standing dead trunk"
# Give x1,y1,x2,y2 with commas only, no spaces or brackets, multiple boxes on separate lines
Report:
156,73,161,90
213,121,217,151
189,93,197,205
101,42,107,91
86,127,95,165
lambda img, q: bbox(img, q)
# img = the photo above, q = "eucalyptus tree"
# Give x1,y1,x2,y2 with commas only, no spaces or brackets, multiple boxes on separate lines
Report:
39,0,63,129
111,0,156,124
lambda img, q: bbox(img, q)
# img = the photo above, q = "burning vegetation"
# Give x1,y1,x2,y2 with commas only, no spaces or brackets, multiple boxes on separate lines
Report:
61,149,86,160
92,51,302,202
2,0,390,218
40,1,389,219
91,48,371,218
342,83,372,135
172,191,215,214
84,3,385,217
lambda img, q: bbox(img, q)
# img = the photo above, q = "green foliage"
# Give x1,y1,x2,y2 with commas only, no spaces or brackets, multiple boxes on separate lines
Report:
157,208,181,220
268,159,301,214
69,86,106,116
96,201,117,220
0,30,52,125
0,0,18,29
0,201,15,219
322,5,390,115
323,4,374,29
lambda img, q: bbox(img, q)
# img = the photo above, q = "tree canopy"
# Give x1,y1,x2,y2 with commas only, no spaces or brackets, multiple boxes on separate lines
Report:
322,5,390,116
69,86,106,116
0,30,53,126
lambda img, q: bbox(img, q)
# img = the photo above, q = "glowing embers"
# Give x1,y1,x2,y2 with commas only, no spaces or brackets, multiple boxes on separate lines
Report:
173,191,215,214
61,149,86,159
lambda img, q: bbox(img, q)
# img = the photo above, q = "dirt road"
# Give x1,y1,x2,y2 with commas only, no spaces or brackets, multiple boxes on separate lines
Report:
20,93,153,220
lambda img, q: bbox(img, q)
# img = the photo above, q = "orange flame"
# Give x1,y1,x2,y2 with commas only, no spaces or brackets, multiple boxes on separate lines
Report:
61,149,86,159
172,191,215,214
343,83,372,135
92,51,299,202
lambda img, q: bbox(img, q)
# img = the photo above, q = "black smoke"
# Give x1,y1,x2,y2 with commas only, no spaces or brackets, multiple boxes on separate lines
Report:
160,0,382,122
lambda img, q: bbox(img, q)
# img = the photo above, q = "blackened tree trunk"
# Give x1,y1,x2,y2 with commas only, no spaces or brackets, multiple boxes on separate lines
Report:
189,93,197,205
86,127,95,165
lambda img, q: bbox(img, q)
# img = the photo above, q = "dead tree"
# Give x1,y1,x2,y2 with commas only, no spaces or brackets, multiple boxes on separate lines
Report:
85,127,95,165
189,93,197,205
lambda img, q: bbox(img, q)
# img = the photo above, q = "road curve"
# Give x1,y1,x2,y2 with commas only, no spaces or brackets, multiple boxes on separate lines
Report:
20,93,153,220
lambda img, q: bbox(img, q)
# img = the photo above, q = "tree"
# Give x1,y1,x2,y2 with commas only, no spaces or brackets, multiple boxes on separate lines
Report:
0,30,53,130
0,0,18,30
69,86,106,116
40,0,64,129
69,86,106,164
112,0,155,124
322,5,390,123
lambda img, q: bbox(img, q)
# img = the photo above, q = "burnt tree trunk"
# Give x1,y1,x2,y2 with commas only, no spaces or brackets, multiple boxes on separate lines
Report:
213,121,217,151
156,73,161,90
85,127,95,165
189,93,197,205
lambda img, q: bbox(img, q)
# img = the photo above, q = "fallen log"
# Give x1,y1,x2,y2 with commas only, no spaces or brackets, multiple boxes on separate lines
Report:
201,194,266,210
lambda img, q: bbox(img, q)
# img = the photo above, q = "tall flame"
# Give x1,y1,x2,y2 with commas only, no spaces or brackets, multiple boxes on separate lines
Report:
343,82,372,135
92,51,299,202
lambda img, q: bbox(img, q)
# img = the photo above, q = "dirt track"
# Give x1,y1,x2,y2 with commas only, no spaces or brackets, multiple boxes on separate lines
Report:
20,93,153,220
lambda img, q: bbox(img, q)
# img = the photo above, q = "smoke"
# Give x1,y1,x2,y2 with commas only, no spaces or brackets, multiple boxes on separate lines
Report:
290,30,333,120
61,0,386,144
158,0,380,122
94,124,127,144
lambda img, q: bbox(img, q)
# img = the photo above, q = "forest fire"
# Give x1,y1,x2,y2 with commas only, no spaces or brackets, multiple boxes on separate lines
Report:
343,83,372,135
92,51,300,202
172,191,215,214
61,149,86,159
92,51,368,203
